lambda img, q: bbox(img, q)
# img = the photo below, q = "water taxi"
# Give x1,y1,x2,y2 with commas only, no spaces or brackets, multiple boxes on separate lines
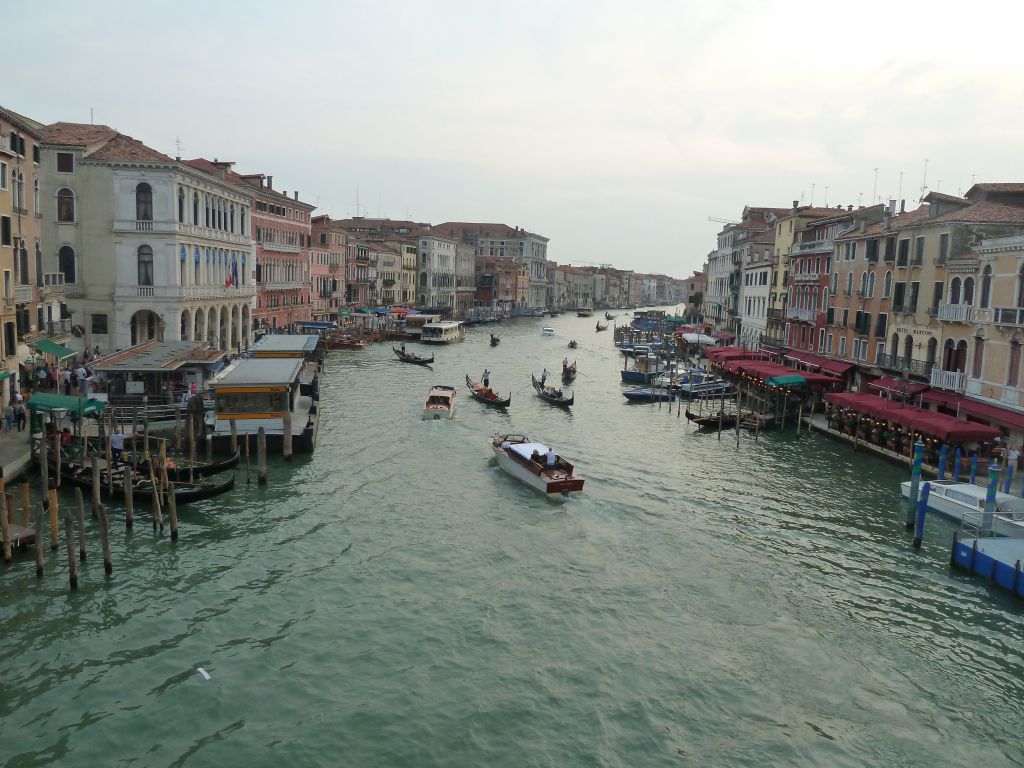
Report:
423,385,457,420
207,357,318,452
900,480,1024,537
542,326,555,336
490,434,584,497
421,321,463,344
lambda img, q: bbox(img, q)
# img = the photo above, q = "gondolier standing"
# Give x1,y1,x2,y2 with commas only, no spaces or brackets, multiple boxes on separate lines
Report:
482,368,490,388
541,368,549,386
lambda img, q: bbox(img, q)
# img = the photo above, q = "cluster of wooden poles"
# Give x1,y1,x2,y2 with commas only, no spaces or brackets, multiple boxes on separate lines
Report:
0,405,282,591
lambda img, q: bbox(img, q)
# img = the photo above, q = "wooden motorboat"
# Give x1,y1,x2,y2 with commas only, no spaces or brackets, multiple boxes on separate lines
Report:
490,434,584,497
901,480,1024,536
490,333,501,347
531,373,574,407
595,322,608,332
567,340,578,349
561,361,577,383
394,346,435,365
577,308,593,317
423,385,456,420
685,407,738,430
466,375,511,408
327,335,367,350
542,326,555,336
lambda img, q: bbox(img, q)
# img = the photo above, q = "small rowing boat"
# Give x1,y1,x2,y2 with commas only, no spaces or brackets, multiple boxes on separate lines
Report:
490,333,501,347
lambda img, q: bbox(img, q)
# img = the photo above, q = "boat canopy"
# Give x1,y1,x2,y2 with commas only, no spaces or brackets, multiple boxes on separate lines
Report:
508,442,549,461
28,393,107,417
295,320,336,330
766,374,806,386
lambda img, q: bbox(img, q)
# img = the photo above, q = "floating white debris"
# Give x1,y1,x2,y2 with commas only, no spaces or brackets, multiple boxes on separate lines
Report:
197,667,211,680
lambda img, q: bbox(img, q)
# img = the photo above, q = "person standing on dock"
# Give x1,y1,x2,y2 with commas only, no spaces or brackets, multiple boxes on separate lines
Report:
482,368,490,388
110,427,129,465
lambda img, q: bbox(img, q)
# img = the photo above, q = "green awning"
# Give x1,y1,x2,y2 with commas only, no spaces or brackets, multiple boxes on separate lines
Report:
28,393,107,417
0,371,10,380
337,309,351,317
30,338,76,360
767,374,806,387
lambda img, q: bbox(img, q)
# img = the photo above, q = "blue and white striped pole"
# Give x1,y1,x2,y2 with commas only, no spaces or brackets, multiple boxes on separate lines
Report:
983,463,1001,534
913,481,931,549
953,447,962,482
938,443,948,480
1004,465,1014,494
906,440,925,528
970,454,979,485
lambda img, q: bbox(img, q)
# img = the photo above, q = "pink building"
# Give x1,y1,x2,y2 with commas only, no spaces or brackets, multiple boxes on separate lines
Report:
310,215,346,320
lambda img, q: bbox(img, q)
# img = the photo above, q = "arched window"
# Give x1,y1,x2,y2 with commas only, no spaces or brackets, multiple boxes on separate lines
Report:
179,245,187,285
822,287,829,311
56,188,75,222
1008,341,1022,387
981,265,992,309
240,207,246,235
950,277,962,304
178,187,185,223
33,178,39,214
58,245,76,283
229,204,235,233
136,182,153,221
845,272,853,295
903,334,914,365
972,336,985,378
860,272,868,295
138,245,154,286
883,270,892,298
926,337,938,369
831,272,838,294
963,276,975,305
205,194,210,227
867,272,876,298
890,332,899,358
193,192,199,224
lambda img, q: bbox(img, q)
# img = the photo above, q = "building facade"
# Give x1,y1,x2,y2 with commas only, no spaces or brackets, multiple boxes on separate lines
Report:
310,215,346,320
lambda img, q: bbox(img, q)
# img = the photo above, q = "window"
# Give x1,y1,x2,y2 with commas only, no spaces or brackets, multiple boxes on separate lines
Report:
972,337,985,379
932,282,943,313
205,194,210,227
0,162,5,189
58,245,76,283
981,265,992,309
893,282,906,309
950,277,961,304
33,178,39,214
914,236,924,265
875,313,887,337
818,328,825,352
909,282,920,312
136,182,153,221
839,336,847,356
831,272,838,293
56,152,74,173
32,144,40,163
137,245,154,285
867,273,876,298
860,272,868,295
897,239,909,266
56,188,75,222
178,187,185,223
1009,342,1022,387
963,277,975,305
939,233,950,263
91,314,108,334
0,216,9,246
193,192,200,224
827,334,833,353
845,272,853,295
866,239,879,262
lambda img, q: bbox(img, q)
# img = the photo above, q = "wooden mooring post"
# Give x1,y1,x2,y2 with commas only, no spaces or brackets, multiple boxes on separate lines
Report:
186,416,196,484
97,504,112,575
167,482,178,542
20,481,30,526
64,512,78,590
47,479,59,551
123,464,134,531
39,436,49,499
229,418,238,454
148,459,163,533
33,503,44,577
91,455,102,517
1,492,11,565
205,432,213,462
245,432,251,484
257,427,268,485
74,487,87,561
53,430,62,488
282,411,293,460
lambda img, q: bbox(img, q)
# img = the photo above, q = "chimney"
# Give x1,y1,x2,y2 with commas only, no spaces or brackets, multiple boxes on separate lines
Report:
859,219,866,233
847,204,853,211
266,175,273,189
792,200,799,211
900,199,906,213
293,191,298,201
888,199,897,214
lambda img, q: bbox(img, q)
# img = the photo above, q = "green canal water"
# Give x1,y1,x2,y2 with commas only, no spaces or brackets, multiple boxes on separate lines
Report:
2,309,1024,767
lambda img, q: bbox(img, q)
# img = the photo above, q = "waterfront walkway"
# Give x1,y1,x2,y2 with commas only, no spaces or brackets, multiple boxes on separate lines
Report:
805,413,1024,495
0,426,32,482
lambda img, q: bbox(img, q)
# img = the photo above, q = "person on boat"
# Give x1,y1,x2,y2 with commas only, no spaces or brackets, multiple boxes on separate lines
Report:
563,357,569,369
60,427,73,446
545,447,557,468
401,343,406,354
500,439,511,450
110,427,128,464
541,368,549,386
596,321,600,330
531,449,542,464
482,368,490,388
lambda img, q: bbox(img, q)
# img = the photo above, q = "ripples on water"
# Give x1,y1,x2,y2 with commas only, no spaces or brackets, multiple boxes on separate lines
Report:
2,311,1023,767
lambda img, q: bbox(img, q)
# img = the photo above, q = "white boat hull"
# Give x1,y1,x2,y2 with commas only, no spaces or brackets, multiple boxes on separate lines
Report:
900,481,1024,537
422,406,455,420
491,445,583,496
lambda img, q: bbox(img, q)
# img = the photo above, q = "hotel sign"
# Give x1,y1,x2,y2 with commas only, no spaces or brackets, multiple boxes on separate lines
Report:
895,327,937,338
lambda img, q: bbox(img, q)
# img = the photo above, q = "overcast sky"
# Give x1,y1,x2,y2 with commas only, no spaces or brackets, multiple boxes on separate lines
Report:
10,0,1024,277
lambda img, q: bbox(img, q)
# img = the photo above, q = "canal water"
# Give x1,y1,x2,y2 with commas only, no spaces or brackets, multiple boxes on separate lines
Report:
2,309,1023,767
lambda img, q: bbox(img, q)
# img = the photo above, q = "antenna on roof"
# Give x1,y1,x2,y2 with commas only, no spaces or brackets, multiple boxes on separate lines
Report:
897,170,904,205
918,158,928,202
872,167,879,204
90,107,94,125
824,185,830,207
175,137,183,160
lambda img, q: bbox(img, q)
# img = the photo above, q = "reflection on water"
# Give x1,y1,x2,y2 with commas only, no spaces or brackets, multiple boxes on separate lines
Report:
1,310,1023,767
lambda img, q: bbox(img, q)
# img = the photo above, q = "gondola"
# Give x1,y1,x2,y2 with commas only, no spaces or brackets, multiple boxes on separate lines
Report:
685,408,738,430
567,340,578,349
623,389,675,403
50,460,236,505
393,346,434,365
561,361,577,383
531,373,574,408
490,333,501,347
595,323,608,332
129,447,241,480
604,312,616,320
465,375,511,408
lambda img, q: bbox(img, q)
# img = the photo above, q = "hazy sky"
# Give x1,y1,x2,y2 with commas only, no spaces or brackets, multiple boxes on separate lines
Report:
10,0,1024,276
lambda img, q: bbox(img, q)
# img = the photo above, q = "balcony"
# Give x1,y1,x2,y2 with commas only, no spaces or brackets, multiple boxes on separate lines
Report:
937,303,977,323
260,241,301,254
15,285,33,303
42,272,65,296
793,273,820,283
930,368,966,392
795,239,833,253
260,281,305,291
114,284,257,300
878,353,933,378
993,307,1024,327
114,219,178,234
178,224,250,245
786,307,818,323
766,308,783,320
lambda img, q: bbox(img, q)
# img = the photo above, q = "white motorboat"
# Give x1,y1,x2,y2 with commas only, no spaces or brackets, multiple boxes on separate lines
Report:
423,385,457,420
900,480,1024,537
541,327,555,336
490,434,584,497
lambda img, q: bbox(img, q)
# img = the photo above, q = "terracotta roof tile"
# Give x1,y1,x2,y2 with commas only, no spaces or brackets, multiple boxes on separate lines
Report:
40,122,117,146
967,183,1024,194
928,200,1024,225
0,106,45,135
88,133,173,163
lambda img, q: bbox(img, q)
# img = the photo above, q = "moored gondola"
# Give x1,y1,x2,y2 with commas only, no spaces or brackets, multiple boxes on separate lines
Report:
465,375,511,408
393,345,434,365
127,447,241,480
685,407,738,430
531,373,574,407
51,460,235,505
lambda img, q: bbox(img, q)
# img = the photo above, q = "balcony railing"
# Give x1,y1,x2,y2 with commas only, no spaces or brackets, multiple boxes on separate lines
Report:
937,303,976,322
993,307,1024,327
260,241,302,254
114,219,178,233
178,224,250,245
42,272,65,293
794,273,820,283
795,239,833,252
877,353,934,377
930,368,966,392
64,284,85,298
15,285,33,303
259,280,305,291
786,307,818,322
115,284,257,299
891,303,916,315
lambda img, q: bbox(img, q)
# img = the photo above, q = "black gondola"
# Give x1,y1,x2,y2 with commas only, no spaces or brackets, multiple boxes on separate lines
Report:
561,361,577,383
465,375,511,408
531,373,574,407
490,333,501,347
568,340,577,349
604,312,616,320
685,408,738,430
393,346,434,365
595,322,608,332
50,460,236,505
131,447,241,480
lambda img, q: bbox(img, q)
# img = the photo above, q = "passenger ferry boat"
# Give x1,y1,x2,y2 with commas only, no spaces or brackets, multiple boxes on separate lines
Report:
394,313,441,341
490,434,584,497
420,321,463,344
576,307,594,318
900,480,1024,537
207,357,318,452
423,385,457,420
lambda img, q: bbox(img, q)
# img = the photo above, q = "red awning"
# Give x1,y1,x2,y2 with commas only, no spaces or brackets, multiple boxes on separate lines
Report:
825,392,1001,442
784,349,852,375
921,390,1024,433
869,377,929,396
713,331,734,341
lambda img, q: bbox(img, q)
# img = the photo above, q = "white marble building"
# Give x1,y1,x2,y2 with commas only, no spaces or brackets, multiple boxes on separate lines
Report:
417,233,457,311
39,124,256,353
